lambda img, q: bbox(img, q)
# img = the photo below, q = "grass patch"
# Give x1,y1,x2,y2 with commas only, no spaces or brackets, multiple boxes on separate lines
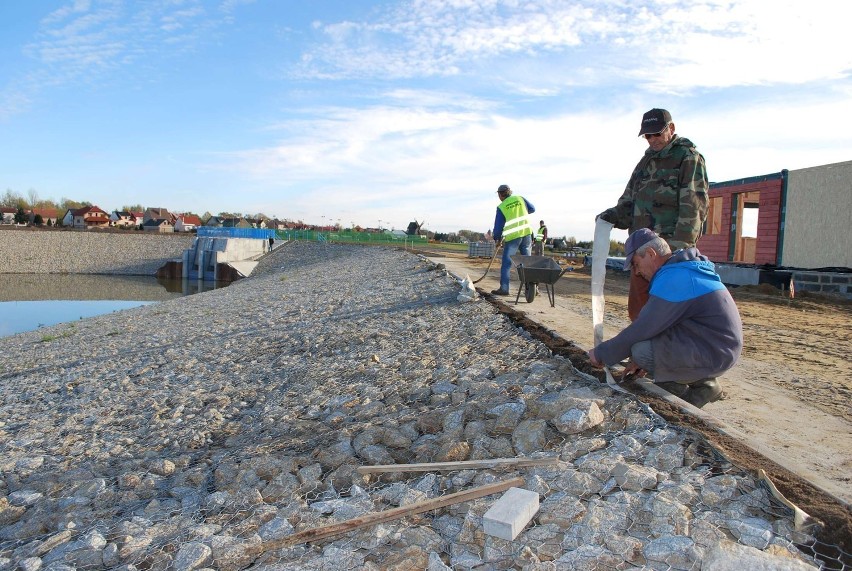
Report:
40,330,73,343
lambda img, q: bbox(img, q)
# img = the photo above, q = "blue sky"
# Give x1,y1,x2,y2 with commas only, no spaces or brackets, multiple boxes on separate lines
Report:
1,1,850,241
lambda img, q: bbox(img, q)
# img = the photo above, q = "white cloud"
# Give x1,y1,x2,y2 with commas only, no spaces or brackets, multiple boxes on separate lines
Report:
297,0,851,94
199,79,852,240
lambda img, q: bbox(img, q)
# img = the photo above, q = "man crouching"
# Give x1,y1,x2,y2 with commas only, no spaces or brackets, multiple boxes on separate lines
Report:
588,228,743,408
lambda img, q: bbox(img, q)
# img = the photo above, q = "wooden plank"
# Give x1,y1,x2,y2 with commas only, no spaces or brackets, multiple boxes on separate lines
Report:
259,476,524,551
356,457,558,475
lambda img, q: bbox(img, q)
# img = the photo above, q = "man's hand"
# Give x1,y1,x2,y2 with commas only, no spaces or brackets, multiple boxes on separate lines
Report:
621,361,647,380
587,349,603,368
596,211,613,223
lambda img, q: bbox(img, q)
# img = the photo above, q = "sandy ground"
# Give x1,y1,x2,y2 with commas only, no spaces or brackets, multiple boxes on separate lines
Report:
421,248,852,511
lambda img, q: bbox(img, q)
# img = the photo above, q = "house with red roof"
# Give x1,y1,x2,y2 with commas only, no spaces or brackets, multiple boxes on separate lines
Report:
175,213,203,232
110,210,137,228
62,206,110,229
28,208,61,225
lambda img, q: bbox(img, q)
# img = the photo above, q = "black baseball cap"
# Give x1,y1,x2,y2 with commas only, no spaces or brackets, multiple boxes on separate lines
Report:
638,108,672,136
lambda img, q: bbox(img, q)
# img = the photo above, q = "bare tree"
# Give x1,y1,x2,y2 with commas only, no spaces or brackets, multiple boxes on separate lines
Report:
27,188,40,209
1,189,26,208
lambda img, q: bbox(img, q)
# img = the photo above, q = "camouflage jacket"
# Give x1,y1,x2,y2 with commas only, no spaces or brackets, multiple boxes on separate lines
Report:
599,135,708,249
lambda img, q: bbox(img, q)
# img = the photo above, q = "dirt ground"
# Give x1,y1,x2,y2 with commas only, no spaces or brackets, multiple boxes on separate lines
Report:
418,247,852,556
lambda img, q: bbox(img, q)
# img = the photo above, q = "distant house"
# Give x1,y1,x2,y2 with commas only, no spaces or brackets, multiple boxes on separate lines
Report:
62,206,110,229
204,216,224,227
0,207,16,224
221,217,252,229
28,208,60,225
142,218,175,233
110,211,137,228
175,213,203,232
247,218,267,229
143,207,175,225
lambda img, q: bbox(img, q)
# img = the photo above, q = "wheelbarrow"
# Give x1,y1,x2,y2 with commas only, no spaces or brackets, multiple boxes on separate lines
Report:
510,255,570,307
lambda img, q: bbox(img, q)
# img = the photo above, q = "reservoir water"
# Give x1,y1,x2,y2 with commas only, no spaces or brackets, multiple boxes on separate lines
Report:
0,274,226,338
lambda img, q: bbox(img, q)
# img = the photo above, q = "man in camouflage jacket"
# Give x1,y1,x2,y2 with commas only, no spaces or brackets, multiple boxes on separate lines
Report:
598,108,708,320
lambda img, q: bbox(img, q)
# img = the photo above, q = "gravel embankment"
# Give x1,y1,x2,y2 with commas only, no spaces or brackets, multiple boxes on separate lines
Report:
0,229,193,275
0,242,830,570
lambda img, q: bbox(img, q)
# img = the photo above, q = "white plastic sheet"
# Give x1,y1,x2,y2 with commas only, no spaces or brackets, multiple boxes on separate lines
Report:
591,218,630,393
457,275,478,302
591,218,613,347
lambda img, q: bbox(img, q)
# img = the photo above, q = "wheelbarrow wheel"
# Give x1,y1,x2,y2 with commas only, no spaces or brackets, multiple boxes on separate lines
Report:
525,282,536,303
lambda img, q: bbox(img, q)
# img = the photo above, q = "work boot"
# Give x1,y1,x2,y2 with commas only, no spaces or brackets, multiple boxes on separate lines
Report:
683,378,723,408
657,381,690,398
491,288,510,296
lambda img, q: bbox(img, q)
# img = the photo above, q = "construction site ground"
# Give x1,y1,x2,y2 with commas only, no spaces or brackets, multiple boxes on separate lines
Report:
419,246,852,551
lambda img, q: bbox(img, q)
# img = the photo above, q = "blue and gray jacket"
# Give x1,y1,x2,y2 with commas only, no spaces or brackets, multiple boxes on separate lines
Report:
595,248,743,382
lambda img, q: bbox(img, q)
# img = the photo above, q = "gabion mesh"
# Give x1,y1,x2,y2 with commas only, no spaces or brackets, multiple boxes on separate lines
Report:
0,242,847,570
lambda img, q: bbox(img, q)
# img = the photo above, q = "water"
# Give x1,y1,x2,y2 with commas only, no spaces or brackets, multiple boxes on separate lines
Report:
0,274,226,338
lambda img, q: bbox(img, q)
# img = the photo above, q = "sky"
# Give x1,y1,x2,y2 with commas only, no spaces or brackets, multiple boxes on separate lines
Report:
1,1,850,242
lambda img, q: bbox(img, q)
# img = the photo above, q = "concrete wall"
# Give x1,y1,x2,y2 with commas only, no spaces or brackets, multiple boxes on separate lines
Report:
792,270,852,298
0,229,194,275
782,160,852,269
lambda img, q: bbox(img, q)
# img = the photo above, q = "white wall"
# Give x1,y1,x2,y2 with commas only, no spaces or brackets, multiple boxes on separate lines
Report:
782,160,852,268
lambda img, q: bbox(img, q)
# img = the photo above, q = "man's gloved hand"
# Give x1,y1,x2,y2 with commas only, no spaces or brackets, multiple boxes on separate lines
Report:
596,211,613,223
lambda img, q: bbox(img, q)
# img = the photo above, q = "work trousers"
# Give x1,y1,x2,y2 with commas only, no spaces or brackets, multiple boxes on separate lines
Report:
628,270,651,321
500,234,532,292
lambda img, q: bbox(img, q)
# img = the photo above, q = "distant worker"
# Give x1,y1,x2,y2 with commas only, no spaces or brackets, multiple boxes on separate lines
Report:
268,236,274,252
533,220,548,256
491,184,535,296
597,108,708,320
587,229,742,408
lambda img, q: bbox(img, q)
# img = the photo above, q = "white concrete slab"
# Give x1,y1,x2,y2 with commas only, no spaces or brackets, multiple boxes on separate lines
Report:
482,487,539,541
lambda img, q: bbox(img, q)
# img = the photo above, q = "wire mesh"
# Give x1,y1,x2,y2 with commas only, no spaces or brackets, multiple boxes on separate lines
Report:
0,243,847,571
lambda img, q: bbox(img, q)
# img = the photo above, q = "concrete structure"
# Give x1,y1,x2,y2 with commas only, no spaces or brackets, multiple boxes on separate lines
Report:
468,241,496,258
482,487,539,541
182,236,267,281
783,161,852,269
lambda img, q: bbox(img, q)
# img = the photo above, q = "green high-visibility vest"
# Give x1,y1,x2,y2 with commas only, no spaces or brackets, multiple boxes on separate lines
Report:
498,196,533,242
535,226,546,242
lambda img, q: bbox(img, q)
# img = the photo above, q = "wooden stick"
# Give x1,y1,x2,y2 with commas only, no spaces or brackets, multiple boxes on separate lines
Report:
260,476,524,551
356,457,558,474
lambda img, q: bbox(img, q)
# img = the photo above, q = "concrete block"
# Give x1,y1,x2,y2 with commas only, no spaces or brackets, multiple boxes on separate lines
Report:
482,487,539,541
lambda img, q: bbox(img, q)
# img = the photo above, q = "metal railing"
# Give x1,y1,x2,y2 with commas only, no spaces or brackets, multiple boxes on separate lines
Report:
197,226,428,246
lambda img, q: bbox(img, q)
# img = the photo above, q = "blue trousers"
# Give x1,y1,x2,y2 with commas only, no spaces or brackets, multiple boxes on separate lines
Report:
500,235,532,291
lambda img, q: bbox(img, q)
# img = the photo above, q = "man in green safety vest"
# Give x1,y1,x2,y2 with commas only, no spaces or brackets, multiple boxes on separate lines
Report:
533,220,548,256
491,184,536,296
